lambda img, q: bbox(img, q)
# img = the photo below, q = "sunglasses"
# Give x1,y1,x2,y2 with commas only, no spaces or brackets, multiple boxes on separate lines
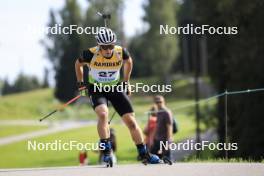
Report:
100,45,114,50
155,101,162,104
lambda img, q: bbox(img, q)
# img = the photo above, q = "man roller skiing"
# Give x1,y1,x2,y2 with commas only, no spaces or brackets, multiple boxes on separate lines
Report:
75,27,160,167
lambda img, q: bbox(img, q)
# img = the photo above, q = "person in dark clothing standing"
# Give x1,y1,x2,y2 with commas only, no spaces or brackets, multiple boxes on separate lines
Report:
150,95,173,160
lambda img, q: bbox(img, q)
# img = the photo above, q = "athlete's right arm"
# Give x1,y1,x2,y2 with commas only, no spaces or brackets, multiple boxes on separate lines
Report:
75,59,88,96
75,49,94,82
75,59,86,82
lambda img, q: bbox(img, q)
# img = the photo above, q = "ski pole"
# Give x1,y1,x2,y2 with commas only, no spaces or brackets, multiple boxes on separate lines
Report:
97,12,111,27
108,111,117,124
39,87,85,122
97,11,115,125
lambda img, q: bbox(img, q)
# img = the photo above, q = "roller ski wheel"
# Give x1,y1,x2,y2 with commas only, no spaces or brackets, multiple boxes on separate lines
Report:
104,155,113,168
142,158,148,165
162,156,173,165
141,154,160,165
106,159,113,168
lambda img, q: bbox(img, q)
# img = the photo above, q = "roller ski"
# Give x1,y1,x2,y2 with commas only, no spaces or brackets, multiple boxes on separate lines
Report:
160,156,173,165
100,139,113,168
137,144,168,165
137,145,173,165
103,154,113,168
141,153,173,165
141,153,160,165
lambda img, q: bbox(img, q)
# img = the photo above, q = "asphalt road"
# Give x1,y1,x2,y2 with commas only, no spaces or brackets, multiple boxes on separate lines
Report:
0,163,263,176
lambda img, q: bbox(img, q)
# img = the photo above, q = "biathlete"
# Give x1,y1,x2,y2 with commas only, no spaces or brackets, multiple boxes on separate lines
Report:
75,27,160,167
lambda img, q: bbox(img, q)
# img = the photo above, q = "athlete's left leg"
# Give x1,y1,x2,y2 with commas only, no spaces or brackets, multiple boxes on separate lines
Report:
107,91,144,144
108,91,159,164
122,113,144,144
122,113,160,164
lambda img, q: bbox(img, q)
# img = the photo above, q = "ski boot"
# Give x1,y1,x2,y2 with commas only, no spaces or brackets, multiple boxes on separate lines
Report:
100,139,113,168
137,145,160,165
144,153,160,165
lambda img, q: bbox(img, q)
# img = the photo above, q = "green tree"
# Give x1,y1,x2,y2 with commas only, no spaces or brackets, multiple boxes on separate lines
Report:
83,0,124,48
2,74,41,95
193,0,264,160
13,74,41,92
2,79,12,95
0,79,3,95
143,0,179,83
44,0,83,102
42,68,50,88
128,33,152,77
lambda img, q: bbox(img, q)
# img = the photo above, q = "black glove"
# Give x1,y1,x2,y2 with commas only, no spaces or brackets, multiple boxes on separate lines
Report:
121,81,131,96
77,82,87,96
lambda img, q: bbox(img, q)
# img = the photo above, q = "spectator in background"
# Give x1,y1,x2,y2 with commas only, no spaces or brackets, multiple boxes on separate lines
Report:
143,105,157,149
79,150,88,166
150,95,173,160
